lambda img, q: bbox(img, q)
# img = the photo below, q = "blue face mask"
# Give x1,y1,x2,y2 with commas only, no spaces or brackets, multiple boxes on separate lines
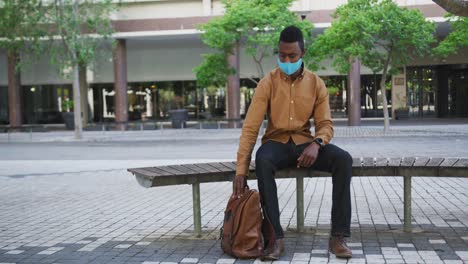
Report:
277,57,303,75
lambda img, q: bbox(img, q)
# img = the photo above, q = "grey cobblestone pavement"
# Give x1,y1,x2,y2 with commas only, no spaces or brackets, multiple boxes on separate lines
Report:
1,120,468,263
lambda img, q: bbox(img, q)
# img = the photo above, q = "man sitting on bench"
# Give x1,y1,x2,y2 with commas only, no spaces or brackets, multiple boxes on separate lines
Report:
233,25,353,260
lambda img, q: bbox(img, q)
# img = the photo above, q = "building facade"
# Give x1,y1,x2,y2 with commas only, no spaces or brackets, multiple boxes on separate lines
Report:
0,0,467,125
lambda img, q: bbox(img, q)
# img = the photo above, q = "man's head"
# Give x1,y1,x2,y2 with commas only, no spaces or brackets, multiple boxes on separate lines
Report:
278,25,305,63
277,25,305,76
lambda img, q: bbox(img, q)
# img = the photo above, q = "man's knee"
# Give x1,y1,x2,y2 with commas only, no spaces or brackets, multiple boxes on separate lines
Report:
255,156,275,170
338,150,353,167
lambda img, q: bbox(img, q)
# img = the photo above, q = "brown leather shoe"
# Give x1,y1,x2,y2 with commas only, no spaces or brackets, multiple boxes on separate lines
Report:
329,235,352,258
261,238,284,260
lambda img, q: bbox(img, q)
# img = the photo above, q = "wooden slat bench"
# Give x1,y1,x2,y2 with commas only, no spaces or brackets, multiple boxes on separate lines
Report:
128,157,468,237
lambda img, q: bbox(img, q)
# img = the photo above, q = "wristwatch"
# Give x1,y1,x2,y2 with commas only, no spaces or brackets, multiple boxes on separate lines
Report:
312,138,325,150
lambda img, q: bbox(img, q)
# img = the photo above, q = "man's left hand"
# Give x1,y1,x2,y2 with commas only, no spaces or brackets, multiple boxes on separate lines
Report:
297,142,320,168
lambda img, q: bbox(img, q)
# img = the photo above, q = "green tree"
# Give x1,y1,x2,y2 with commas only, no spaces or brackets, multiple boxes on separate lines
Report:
194,0,314,87
310,0,436,132
0,0,47,127
433,15,468,57
47,0,115,139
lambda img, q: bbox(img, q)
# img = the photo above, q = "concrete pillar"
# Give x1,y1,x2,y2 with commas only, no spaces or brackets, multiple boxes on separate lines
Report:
7,50,22,128
347,58,361,126
202,0,211,16
113,39,128,131
227,41,240,128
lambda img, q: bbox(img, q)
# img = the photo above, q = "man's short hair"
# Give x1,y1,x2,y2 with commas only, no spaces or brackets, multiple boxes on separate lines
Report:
279,25,304,52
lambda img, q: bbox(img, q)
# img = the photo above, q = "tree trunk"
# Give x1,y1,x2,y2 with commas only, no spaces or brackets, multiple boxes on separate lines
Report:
380,61,391,133
79,63,88,127
227,41,240,128
7,50,22,129
73,62,83,139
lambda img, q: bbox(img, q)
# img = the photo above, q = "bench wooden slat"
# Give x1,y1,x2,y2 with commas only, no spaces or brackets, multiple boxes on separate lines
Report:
207,162,228,172
426,157,444,167
440,158,459,167
362,157,374,167
220,162,237,170
157,166,186,175
168,165,199,175
453,158,468,167
129,168,160,177
206,162,232,172
184,164,212,174
413,157,430,167
401,157,416,167
388,157,402,166
145,167,173,176
375,157,388,167
352,157,362,167
195,163,222,173
249,161,256,170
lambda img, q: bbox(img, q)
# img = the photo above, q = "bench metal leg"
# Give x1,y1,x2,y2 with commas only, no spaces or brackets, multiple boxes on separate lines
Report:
296,176,304,232
192,183,202,237
403,176,412,232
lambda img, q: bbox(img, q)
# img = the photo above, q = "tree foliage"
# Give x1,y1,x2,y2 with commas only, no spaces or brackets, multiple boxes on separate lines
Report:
434,15,468,57
194,0,314,87
310,0,436,131
310,0,436,74
0,0,47,67
45,0,116,139
47,0,115,71
193,53,235,88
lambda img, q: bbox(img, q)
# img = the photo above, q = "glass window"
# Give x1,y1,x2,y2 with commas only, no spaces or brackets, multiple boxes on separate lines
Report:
22,84,72,124
0,86,7,124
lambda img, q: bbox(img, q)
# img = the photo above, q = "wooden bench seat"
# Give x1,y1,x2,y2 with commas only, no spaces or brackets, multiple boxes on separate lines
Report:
128,157,468,237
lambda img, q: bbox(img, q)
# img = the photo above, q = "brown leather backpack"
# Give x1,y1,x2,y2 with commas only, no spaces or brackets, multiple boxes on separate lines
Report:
220,187,264,258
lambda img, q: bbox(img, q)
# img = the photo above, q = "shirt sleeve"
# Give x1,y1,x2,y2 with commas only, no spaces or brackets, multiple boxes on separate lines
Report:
313,77,334,144
236,77,270,177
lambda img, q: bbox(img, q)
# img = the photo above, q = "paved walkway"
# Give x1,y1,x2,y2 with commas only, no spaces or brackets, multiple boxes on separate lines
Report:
1,120,467,264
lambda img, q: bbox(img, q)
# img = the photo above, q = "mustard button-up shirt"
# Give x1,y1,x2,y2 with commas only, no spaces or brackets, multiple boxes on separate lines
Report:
236,66,334,177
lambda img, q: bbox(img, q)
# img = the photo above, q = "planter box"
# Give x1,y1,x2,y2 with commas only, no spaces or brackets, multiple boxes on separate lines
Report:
62,112,75,130
394,109,409,120
168,109,189,129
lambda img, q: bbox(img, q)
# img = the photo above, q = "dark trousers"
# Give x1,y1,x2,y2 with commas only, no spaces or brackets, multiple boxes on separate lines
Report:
255,139,352,239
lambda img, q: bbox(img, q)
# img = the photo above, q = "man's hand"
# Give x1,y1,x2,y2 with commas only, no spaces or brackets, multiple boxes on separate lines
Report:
297,142,320,168
233,175,247,198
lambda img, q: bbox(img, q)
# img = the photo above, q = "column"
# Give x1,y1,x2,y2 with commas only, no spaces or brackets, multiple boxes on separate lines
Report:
7,50,22,129
347,57,361,126
203,0,211,16
113,39,128,131
227,41,240,128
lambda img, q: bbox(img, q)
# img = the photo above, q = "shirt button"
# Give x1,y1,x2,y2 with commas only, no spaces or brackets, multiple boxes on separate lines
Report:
290,117,293,120
291,100,294,104
292,84,295,87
